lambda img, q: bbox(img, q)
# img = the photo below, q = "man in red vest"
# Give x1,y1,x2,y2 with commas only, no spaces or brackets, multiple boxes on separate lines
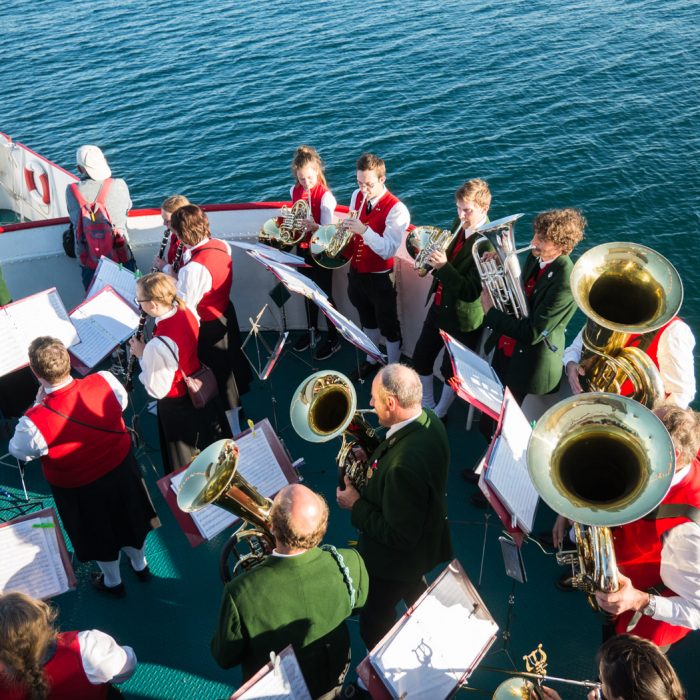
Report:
342,153,410,379
9,337,160,597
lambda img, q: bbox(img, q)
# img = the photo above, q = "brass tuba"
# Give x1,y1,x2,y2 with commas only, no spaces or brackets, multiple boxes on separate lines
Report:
405,224,460,277
570,242,683,407
309,193,368,269
472,213,532,319
527,393,675,609
259,199,311,247
290,370,381,490
177,439,274,579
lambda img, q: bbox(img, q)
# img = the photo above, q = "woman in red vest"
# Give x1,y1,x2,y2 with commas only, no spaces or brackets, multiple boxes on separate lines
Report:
129,272,229,474
0,592,136,699
169,205,252,436
287,145,341,360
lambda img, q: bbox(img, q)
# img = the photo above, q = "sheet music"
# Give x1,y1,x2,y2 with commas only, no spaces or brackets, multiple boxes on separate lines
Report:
0,289,79,377
236,649,312,699
0,517,70,600
87,257,139,308
69,288,140,369
261,259,327,299
371,570,498,699
232,241,306,267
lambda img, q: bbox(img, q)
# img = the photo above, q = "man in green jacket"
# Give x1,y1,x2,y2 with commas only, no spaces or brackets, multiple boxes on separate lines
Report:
412,178,492,419
336,364,452,652
211,483,368,698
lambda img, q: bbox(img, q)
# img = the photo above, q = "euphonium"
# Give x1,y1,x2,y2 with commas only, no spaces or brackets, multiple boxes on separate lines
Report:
527,393,675,610
570,242,683,407
472,213,531,319
310,193,368,269
290,370,381,490
405,224,460,277
177,439,274,578
259,198,311,246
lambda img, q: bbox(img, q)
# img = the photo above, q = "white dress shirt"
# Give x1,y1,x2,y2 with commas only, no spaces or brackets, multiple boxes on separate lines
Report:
349,187,410,263
138,306,181,400
289,186,337,226
8,373,127,461
75,629,137,684
562,320,696,408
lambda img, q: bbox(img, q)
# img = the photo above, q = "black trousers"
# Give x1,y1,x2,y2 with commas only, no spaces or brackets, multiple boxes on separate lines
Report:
359,575,427,652
347,270,400,342
412,304,482,380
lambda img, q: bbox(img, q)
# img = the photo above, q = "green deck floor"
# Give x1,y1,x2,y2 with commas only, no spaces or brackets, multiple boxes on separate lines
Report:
1,337,698,699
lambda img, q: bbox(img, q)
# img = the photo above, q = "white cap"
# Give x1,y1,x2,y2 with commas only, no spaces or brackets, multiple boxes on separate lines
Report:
76,145,111,180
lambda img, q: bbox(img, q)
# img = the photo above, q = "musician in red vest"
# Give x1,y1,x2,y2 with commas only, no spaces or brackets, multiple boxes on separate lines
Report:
0,591,136,699
342,153,410,379
563,317,696,408
592,406,700,649
153,193,191,273
170,204,252,436
288,145,342,361
8,337,160,597
129,272,229,474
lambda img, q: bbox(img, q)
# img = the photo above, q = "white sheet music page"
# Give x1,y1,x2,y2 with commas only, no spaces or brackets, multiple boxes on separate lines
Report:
484,395,538,533
371,568,498,699
69,287,140,369
87,257,139,308
442,332,503,416
0,517,70,600
236,647,312,699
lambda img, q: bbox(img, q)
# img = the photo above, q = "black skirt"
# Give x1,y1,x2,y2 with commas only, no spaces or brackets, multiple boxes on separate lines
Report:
50,451,160,563
198,302,253,411
157,393,231,474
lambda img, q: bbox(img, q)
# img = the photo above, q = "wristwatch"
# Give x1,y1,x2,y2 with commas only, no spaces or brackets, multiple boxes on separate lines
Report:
642,594,657,617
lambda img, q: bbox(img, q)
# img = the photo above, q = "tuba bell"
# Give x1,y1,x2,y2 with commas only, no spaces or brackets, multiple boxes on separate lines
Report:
309,193,368,269
472,213,532,319
259,199,311,247
527,393,675,609
177,439,274,580
405,224,460,277
290,370,381,490
570,242,683,407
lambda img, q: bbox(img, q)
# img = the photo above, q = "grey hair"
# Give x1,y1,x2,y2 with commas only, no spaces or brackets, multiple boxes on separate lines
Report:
377,363,422,408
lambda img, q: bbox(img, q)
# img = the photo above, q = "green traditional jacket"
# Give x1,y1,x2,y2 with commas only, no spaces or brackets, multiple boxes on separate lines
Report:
484,253,576,396
211,546,368,697
428,216,493,334
351,408,452,582
0,266,11,306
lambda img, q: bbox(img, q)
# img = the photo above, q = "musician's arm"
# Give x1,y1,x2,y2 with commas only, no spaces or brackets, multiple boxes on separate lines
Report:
361,202,410,260
320,191,337,225
176,262,212,315
8,416,47,461
657,320,696,408
210,586,248,669
139,338,178,400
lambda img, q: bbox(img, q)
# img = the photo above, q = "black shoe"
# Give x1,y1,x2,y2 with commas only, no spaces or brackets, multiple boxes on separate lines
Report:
353,361,379,381
314,338,341,361
130,563,151,582
461,468,480,484
341,682,371,699
555,571,576,592
91,573,126,598
470,491,488,508
293,331,312,352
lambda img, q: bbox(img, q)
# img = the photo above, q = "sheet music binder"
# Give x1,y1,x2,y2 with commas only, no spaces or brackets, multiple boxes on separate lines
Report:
156,418,299,547
229,645,312,699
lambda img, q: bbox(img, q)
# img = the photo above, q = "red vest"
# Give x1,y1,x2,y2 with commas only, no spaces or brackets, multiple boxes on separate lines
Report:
346,189,400,273
154,306,202,398
612,458,700,645
292,181,328,246
166,231,179,265
619,317,678,397
0,631,108,700
187,239,232,321
26,375,130,488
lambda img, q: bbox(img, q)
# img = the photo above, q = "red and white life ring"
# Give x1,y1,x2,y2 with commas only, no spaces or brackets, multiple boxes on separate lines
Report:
24,160,52,206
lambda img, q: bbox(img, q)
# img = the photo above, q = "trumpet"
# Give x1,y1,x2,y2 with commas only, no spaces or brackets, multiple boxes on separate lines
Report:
310,192,368,269
259,198,311,247
405,223,461,277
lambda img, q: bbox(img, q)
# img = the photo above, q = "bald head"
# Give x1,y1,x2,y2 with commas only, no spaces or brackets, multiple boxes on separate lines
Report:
270,484,329,552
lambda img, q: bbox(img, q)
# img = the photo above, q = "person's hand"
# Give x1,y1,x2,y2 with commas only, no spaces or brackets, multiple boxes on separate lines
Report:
153,256,166,271
595,572,648,615
342,218,367,236
537,687,562,700
587,688,603,700
427,248,448,270
129,337,146,359
480,288,494,313
303,219,319,234
481,251,498,263
552,514,571,549
566,361,585,394
336,476,360,510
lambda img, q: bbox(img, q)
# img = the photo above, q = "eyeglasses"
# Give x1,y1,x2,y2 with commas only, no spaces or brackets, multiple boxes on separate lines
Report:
134,296,149,305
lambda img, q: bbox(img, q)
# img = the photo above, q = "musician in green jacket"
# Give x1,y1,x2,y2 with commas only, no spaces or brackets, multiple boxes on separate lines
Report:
211,483,368,698
412,179,493,419
336,364,452,652
481,208,586,405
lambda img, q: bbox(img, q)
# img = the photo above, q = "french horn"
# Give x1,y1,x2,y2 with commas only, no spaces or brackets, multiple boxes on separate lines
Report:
570,242,683,407
405,224,460,277
527,393,675,609
259,199,311,247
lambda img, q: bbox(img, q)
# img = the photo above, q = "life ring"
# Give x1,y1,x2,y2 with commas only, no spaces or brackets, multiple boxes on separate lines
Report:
24,160,52,206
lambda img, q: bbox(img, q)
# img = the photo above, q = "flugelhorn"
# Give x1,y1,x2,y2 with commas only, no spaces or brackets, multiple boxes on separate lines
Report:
290,370,381,490
527,393,674,609
472,213,531,319
405,223,460,277
259,198,311,247
570,242,683,407
310,193,368,269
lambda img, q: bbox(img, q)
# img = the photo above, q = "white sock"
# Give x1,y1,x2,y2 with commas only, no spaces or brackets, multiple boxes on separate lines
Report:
434,383,456,418
122,546,148,572
363,327,382,363
419,374,436,408
226,407,242,436
96,557,122,587
386,340,402,365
